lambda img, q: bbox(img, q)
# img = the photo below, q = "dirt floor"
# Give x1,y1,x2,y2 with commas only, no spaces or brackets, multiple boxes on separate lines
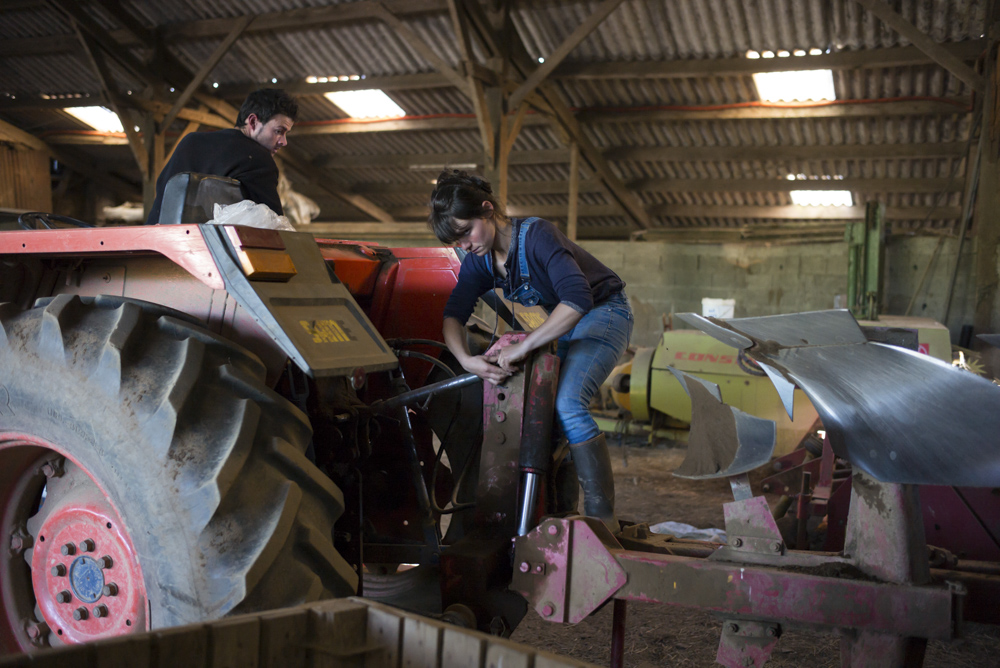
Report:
509,439,1000,668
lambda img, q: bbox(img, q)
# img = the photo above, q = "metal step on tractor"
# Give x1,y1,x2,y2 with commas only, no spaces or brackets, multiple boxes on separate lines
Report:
2,174,999,667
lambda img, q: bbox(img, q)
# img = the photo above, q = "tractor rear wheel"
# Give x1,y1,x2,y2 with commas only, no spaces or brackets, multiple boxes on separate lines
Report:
0,295,356,654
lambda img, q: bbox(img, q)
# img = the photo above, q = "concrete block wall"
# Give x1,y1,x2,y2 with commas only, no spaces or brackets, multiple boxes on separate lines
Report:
356,235,977,350
884,236,977,342
579,238,977,348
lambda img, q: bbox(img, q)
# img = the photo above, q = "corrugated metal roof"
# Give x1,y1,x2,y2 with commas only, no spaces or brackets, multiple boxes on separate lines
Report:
0,0,987,238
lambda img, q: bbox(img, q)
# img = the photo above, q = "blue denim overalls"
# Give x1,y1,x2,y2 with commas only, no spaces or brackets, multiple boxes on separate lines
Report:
499,216,634,444
504,217,544,307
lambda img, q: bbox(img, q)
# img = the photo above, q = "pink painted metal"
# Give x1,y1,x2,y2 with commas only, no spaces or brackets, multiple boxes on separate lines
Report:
514,516,955,639
29,472,146,645
510,517,626,624
0,434,147,654
716,620,780,668
0,226,224,289
921,486,1000,562
714,495,785,558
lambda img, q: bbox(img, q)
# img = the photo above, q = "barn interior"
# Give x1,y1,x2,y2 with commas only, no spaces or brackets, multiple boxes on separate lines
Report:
1,1,999,667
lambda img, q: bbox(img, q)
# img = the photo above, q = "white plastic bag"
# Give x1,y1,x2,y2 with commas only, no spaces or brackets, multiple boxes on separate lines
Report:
649,520,727,543
209,200,295,231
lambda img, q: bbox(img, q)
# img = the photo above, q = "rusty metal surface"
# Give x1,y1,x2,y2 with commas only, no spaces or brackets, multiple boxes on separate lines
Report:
476,333,528,530
845,473,931,585
677,309,1000,487
716,619,780,668
514,517,956,639
511,517,626,624
711,496,786,560
0,226,224,289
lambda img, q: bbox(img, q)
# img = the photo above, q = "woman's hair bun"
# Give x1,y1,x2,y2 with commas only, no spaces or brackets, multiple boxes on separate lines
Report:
435,169,492,195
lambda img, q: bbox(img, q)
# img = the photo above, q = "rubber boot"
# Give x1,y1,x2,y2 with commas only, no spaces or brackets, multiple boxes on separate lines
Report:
568,433,619,534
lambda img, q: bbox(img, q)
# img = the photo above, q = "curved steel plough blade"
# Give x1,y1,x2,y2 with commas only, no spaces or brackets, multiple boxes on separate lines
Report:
677,309,1000,486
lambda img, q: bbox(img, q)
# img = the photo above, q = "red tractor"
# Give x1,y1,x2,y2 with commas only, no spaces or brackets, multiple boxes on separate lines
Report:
0,180,549,654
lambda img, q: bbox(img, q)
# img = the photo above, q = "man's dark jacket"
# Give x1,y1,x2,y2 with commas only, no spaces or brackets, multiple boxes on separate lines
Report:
146,128,283,225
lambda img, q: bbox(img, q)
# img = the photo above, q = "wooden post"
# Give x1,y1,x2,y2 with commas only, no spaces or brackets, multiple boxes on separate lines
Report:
567,142,580,241
0,146,52,211
974,37,1000,377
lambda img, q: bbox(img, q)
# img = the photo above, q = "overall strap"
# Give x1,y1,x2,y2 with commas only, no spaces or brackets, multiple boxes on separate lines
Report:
516,217,540,283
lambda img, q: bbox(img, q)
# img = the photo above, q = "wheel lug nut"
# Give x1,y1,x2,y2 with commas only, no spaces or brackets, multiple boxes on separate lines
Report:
61,543,75,556
102,583,118,597
99,555,113,569
79,539,95,552
72,607,88,621
51,564,66,577
92,605,108,619
55,591,72,604
26,622,48,640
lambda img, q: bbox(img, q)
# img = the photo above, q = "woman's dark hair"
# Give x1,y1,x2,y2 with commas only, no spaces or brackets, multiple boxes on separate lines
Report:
236,88,299,127
428,169,506,244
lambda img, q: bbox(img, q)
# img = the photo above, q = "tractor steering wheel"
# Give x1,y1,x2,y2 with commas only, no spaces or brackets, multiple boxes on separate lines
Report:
17,212,94,230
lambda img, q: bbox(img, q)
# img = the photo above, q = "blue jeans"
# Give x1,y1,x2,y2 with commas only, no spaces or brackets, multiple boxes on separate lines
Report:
555,293,633,444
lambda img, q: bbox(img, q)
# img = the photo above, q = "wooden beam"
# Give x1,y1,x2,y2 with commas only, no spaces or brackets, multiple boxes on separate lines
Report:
130,99,233,129
509,0,626,109
215,73,449,99
73,30,148,178
0,118,139,198
0,118,48,151
293,114,548,135
160,15,254,132
319,141,966,170
553,41,987,79
371,3,469,94
256,99,974,137
603,141,968,163
47,0,159,88
567,142,580,241
853,0,983,93
645,204,963,220
348,176,959,196
320,148,569,169
386,203,962,220
576,99,971,123
160,0,447,42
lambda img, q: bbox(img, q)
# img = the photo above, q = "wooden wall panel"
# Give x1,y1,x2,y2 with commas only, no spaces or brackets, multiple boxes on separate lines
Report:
0,145,52,211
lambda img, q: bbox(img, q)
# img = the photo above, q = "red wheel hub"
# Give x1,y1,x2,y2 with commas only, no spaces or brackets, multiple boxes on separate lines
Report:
1,435,148,653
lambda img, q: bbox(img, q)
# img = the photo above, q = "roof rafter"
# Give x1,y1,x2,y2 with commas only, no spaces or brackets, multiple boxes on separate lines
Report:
315,142,966,169
854,0,983,93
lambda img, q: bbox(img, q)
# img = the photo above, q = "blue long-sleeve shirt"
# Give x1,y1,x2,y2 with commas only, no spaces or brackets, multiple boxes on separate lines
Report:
442,217,624,324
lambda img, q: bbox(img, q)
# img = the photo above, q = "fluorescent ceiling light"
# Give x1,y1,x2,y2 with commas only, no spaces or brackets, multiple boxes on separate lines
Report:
63,106,123,133
790,190,853,207
752,69,835,102
324,89,405,119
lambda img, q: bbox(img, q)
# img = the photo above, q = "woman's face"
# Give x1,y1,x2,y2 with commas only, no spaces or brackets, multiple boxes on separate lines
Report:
451,203,495,256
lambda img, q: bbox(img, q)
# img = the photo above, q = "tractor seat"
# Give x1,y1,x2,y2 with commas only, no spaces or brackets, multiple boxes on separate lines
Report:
158,172,243,225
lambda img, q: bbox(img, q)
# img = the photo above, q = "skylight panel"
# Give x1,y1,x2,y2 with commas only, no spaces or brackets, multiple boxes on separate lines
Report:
752,69,836,102
790,190,853,207
324,90,405,119
63,106,123,133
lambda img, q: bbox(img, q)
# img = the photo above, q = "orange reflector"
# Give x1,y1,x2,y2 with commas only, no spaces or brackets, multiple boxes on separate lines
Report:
235,247,298,281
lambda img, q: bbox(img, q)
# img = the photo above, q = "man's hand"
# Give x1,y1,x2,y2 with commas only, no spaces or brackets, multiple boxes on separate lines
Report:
496,341,531,372
461,354,511,386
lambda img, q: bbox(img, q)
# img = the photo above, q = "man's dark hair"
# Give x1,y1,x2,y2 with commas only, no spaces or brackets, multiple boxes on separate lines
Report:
236,88,298,127
427,169,506,244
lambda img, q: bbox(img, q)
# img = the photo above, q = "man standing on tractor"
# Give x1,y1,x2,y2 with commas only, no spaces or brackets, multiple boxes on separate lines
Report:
145,88,298,225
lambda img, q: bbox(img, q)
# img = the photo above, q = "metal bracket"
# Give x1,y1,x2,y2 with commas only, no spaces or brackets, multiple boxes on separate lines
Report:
716,620,780,668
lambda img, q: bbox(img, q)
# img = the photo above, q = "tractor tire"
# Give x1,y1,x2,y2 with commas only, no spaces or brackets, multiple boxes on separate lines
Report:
0,295,356,654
